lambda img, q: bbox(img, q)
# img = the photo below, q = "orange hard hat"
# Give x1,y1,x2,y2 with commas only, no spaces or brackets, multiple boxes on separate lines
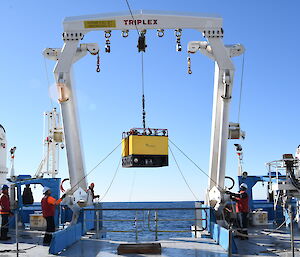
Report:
90,183,94,188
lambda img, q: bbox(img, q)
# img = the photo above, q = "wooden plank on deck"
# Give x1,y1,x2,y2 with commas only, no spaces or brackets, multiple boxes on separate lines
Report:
117,243,162,254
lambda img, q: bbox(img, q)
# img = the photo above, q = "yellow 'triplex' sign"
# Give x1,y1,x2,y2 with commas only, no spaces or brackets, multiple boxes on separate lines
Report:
84,20,116,28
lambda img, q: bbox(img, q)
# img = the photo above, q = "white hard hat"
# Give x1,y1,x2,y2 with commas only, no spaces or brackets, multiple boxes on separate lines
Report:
43,186,50,194
240,183,248,189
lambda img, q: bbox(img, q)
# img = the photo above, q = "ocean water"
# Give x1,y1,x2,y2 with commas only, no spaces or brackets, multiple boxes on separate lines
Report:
101,201,197,241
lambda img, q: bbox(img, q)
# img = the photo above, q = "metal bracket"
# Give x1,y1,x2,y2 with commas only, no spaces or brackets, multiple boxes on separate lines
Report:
43,43,99,61
202,28,224,39
62,32,84,41
187,41,244,60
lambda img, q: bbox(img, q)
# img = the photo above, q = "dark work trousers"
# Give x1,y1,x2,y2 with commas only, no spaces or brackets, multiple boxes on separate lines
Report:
43,216,55,244
237,212,248,237
0,214,9,238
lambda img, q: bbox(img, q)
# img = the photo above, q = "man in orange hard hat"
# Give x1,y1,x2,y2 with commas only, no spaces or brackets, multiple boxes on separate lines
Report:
41,187,66,245
87,183,100,202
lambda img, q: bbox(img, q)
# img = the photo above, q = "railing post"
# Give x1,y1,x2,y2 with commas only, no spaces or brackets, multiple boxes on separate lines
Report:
228,228,232,257
83,211,86,234
194,202,202,238
289,204,295,257
155,210,158,241
135,211,138,241
194,208,197,238
15,211,19,257
96,210,100,239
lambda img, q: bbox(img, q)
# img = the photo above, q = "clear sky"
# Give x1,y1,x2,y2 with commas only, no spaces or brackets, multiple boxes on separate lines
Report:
0,0,299,202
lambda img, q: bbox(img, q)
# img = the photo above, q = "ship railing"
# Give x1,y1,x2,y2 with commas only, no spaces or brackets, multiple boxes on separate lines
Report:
82,207,209,240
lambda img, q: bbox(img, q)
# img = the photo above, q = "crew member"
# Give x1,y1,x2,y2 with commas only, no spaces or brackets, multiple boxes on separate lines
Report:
87,183,100,201
0,185,13,240
22,184,34,205
227,183,249,240
41,187,65,245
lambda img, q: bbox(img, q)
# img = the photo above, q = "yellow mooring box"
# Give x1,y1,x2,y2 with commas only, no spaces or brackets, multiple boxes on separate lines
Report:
122,128,168,168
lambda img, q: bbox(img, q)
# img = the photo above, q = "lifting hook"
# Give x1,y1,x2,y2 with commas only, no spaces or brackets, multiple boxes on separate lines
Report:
122,30,129,38
96,53,100,72
105,30,111,53
187,54,192,74
157,29,164,37
175,29,182,52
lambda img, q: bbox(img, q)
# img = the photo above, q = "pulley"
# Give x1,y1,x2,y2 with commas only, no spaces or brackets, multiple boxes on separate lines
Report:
228,123,245,140
137,30,147,52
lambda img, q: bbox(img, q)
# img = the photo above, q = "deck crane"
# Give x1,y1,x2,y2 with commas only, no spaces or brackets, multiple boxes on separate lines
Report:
35,108,64,178
0,125,7,186
43,11,244,216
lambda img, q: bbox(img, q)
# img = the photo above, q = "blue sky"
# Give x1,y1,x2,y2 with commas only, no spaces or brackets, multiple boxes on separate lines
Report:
0,0,299,202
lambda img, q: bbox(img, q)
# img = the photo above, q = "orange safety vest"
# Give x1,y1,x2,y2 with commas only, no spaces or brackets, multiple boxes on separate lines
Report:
41,195,62,218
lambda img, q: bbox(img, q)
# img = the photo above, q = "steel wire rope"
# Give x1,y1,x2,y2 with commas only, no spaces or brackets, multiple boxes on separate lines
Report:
237,53,245,123
168,139,223,192
43,56,54,108
124,0,147,129
8,144,122,251
0,213,41,252
128,170,136,202
99,158,122,202
67,142,121,193
228,199,290,238
169,145,200,201
231,217,287,238
141,52,146,129
168,139,291,237
124,0,139,35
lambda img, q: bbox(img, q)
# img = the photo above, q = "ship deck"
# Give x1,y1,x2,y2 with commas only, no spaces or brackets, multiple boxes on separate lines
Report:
1,226,300,256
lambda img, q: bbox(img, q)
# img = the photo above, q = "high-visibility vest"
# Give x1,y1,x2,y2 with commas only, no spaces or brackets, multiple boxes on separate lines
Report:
0,193,10,215
41,195,62,217
235,190,249,213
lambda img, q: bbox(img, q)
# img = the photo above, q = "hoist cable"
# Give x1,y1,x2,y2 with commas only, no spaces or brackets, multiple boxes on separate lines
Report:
128,170,137,202
43,56,54,108
237,53,245,123
99,157,121,201
124,0,139,35
141,53,145,95
124,0,147,129
68,142,121,193
169,139,223,192
141,52,146,129
169,145,200,201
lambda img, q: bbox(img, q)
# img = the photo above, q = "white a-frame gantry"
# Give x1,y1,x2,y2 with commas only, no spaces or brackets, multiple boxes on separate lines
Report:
43,10,244,208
